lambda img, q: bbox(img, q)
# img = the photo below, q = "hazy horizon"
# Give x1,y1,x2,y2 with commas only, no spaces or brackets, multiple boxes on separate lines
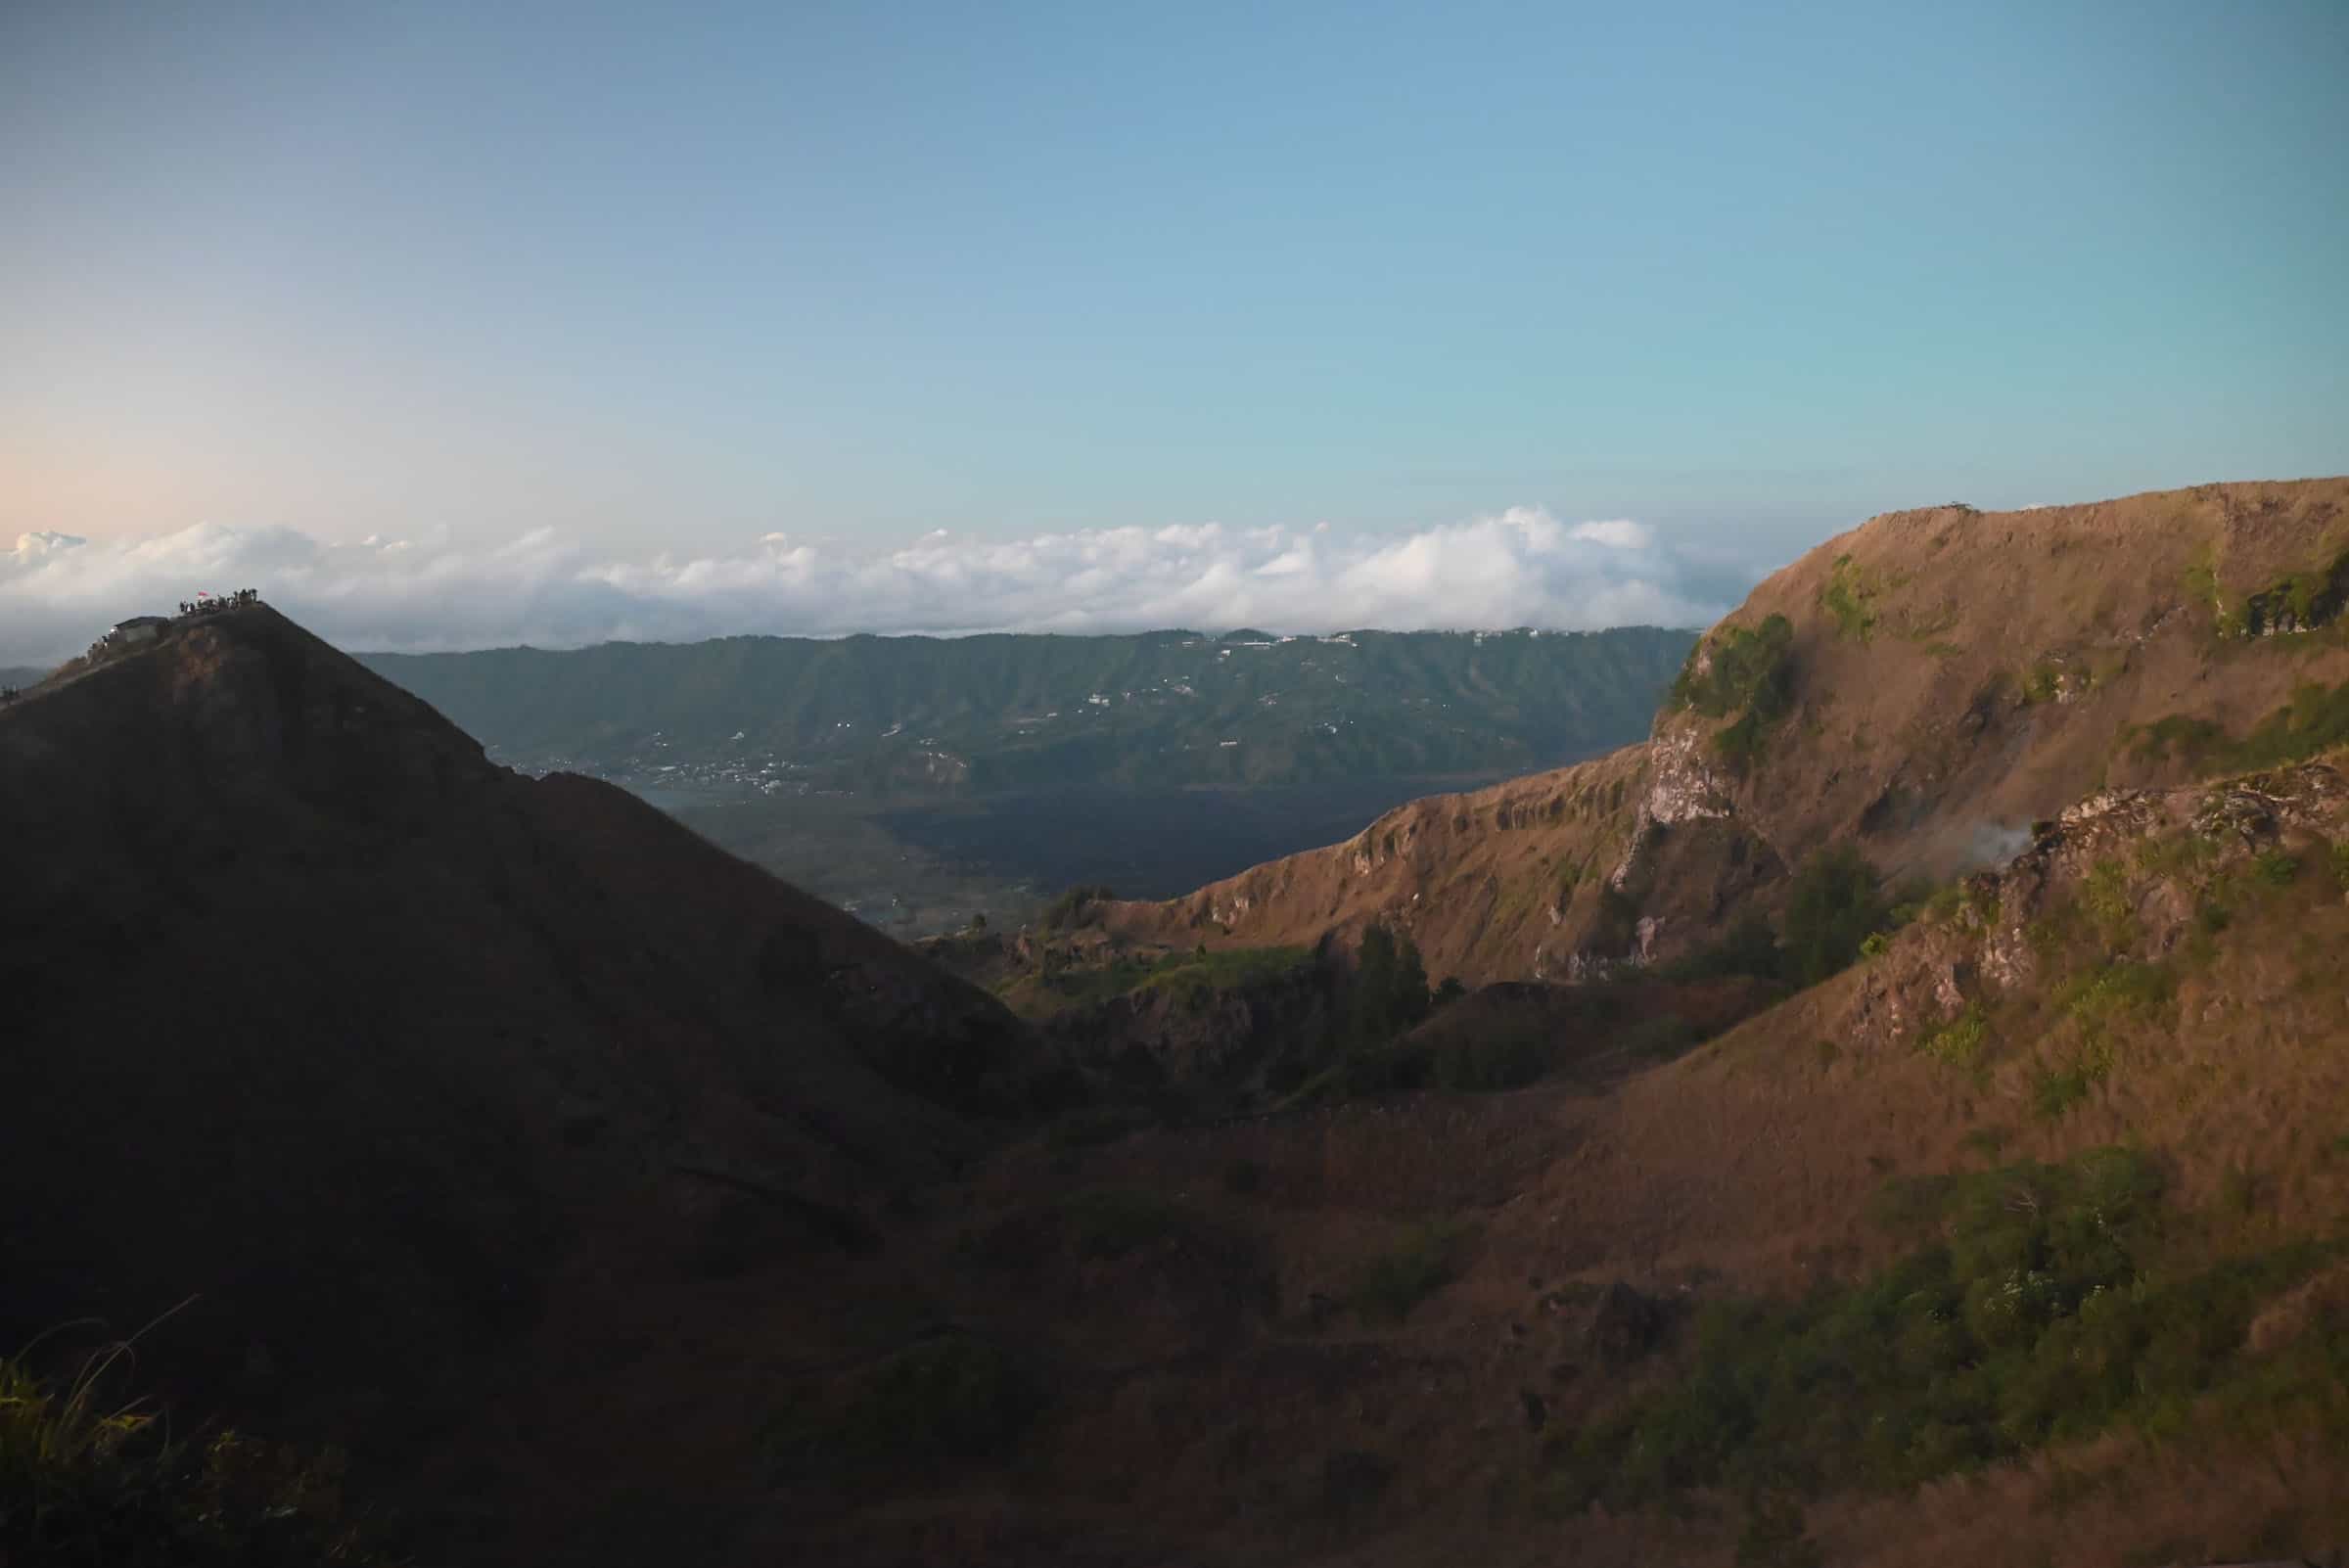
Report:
13,477,2349,668
0,503,1752,665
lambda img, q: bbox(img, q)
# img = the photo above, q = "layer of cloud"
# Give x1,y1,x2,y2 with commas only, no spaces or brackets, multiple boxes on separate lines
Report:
0,508,1758,666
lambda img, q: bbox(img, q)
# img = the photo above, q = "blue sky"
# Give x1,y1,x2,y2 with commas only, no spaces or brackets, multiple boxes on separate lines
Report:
2,0,2345,651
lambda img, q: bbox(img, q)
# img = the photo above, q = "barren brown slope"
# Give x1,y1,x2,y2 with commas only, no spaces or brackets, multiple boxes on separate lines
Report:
1473,757,2349,1294
1098,745,1667,984
693,748,2349,1568
1105,478,2349,982
0,606,1043,1483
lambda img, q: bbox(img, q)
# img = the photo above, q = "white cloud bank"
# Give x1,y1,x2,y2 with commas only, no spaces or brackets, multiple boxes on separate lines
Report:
0,507,1755,667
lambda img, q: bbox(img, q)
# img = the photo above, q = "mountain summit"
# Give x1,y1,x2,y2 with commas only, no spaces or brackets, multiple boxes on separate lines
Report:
0,604,1044,1493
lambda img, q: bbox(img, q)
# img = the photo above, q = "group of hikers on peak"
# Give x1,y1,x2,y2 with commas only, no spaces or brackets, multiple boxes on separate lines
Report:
179,588,260,616
52,589,273,679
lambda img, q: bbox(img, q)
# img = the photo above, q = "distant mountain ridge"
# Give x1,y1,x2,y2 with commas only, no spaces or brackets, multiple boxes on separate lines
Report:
359,624,1694,796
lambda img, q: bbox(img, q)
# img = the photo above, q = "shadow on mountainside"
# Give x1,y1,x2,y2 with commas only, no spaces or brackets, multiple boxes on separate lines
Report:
0,605,1059,1556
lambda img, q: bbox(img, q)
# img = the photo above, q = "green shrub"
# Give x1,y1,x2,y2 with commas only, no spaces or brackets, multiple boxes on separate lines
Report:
2081,858,2136,946
1138,945,1313,1009
2182,551,2222,616
1148,945,1313,992
768,1335,1039,1474
2133,831,2217,879
1291,1040,1434,1107
1346,922,1431,1046
1671,614,1796,718
1820,556,1879,643
1780,846,1890,987
1919,1006,1988,1068
1433,1030,1554,1091
1039,883,1116,930
1352,1223,1465,1323
2252,848,2300,888
1064,1188,1193,1259
1033,943,1313,1012
1659,912,1784,983
1711,705,1773,772
2127,677,2349,776
1916,882,1968,923
1043,1104,1150,1152
1892,877,1965,928
2060,960,2175,1052
2030,1064,2094,1120
2130,714,2228,766
1959,1126,2007,1158
1622,1013,1704,1063
2239,547,2349,636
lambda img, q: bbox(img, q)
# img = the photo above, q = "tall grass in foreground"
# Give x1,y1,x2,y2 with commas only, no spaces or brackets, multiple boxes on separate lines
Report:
0,1340,394,1565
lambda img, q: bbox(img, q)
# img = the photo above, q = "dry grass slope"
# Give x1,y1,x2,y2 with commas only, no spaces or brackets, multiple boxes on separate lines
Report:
1103,479,2349,990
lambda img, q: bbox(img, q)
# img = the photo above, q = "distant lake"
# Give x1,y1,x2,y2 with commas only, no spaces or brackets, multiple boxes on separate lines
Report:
871,774,1515,901
620,781,718,813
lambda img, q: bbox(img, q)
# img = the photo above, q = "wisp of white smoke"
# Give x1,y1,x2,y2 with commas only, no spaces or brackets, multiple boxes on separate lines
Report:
1961,821,2035,870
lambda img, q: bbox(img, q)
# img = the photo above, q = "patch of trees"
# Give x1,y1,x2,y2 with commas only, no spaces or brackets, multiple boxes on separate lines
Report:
763,1333,1040,1476
1777,845,1892,985
1669,613,1798,773
1819,554,1879,642
2237,545,2349,637
1542,1146,2349,1514
1670,614,1795,720
2128,675,2349,776
1347,921,1431,1046
1254,923,1457,1104
1666,844,1891,989
1038,884,1116,931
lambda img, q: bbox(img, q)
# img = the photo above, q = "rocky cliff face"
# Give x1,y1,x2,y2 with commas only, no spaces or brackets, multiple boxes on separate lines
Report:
1107,479,2349,983
1845,761,2349,1056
